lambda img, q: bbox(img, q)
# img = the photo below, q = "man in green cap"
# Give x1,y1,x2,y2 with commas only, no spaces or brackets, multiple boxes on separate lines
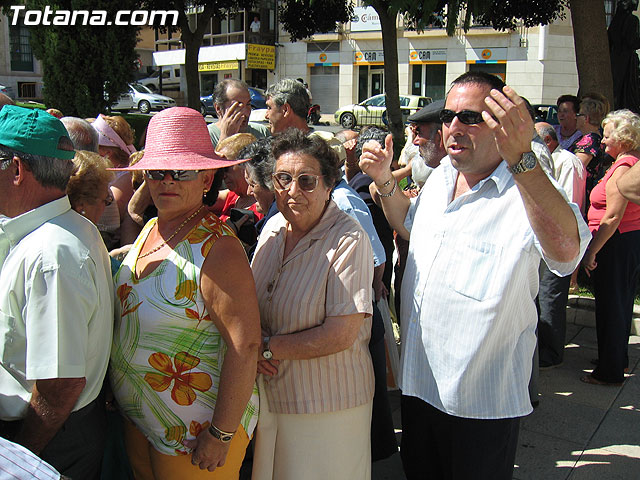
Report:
0,106,114,479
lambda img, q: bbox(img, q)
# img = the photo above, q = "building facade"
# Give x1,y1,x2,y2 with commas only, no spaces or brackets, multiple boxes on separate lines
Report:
276,6,585,117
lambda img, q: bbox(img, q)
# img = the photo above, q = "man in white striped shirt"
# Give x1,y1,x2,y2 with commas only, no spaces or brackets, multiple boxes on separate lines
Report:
360,71,590,480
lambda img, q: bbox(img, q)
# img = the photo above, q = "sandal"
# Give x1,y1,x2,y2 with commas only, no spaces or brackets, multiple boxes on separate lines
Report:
580,374,623,387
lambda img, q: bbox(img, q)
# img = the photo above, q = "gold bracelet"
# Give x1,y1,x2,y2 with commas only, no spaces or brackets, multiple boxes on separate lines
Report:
377,178,398,198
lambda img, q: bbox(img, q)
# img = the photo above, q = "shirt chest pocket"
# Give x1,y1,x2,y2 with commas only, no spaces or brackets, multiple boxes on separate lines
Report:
442,239,504,301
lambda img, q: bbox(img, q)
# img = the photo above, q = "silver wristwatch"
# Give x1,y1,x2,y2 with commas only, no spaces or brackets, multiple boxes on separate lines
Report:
508,151,537,175
262,336,273,360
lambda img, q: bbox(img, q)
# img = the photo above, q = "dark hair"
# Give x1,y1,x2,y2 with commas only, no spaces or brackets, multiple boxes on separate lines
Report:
355,126,387,160
213,78,249,109
450,71,506,94
271,128,341,188
203,170,224,206
241,137,275,190
556,94,579,113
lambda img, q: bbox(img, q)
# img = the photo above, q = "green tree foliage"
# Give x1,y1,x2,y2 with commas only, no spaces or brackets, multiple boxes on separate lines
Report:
142,0,254,110
23,0,140,117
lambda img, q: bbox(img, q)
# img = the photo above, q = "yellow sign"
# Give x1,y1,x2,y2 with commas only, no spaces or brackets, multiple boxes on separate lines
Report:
481,49,492,59
319,53,327,62
198,61,237,72
247,44,275,70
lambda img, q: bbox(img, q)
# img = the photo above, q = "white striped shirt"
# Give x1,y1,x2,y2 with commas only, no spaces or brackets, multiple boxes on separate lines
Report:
399,157,590,419
0,437,61,479
251,200,374,414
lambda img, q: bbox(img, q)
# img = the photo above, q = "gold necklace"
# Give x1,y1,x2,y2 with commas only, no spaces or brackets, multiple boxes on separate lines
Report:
138,205,204,259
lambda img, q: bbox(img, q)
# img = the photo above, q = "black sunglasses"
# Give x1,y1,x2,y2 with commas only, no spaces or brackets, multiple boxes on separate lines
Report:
439,109,485,125
144,170,201,181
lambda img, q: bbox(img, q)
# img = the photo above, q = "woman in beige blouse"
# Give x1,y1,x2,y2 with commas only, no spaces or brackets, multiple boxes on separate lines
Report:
250,129,375,480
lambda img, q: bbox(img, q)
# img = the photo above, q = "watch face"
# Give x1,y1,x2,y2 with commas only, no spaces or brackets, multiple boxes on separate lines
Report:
523,152,537,169
262,350,273,360
221,434,233,443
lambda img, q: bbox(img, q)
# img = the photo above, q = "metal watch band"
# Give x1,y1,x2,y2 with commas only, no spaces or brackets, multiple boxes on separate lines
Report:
208,424,235,443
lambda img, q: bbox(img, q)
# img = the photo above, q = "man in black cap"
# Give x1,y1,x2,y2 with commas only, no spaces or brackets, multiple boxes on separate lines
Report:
400,100,447,188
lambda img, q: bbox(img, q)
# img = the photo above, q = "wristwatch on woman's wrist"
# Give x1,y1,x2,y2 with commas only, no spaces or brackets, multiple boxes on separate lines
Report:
262,336,273,360
208,424,235,443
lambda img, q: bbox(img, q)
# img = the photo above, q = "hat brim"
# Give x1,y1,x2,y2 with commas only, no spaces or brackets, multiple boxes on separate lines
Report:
407,99,445,123
108,153,250,171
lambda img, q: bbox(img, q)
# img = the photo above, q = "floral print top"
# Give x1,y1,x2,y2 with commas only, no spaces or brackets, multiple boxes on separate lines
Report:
110,213,259,455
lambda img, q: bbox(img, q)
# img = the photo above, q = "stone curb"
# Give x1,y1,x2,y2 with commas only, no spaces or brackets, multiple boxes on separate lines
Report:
567,294,640,335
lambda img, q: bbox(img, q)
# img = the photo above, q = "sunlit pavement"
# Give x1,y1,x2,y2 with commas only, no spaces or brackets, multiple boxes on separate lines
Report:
373,298,640,480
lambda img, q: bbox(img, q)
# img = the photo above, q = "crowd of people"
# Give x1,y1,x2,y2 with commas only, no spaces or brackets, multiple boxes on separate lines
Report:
0,72,638,480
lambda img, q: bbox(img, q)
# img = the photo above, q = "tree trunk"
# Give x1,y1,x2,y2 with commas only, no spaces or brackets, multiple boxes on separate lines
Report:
179,8,215,110
569,0,614,107
372,1,403,160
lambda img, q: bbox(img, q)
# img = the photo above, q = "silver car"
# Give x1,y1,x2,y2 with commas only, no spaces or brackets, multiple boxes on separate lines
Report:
112,83,176,114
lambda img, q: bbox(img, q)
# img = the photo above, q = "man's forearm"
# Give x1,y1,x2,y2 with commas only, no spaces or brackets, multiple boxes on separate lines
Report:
14,378,85,455
514,166,581,263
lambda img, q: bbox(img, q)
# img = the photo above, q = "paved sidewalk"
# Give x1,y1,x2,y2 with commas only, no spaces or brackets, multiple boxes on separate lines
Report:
372,300,640,480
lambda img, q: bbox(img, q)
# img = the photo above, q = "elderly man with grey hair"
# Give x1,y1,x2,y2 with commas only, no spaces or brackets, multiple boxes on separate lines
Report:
207,78,270,146
60,116,99,152
0,106,114,479
265,78,312,134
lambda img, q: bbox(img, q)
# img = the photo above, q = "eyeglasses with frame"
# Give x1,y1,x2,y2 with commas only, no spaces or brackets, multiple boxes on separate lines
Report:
439,109,486,125
144,170,201,181
100,190,115,207
272,172,320,193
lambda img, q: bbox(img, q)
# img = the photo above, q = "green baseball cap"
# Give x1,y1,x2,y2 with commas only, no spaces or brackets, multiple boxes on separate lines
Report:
0,105,74,160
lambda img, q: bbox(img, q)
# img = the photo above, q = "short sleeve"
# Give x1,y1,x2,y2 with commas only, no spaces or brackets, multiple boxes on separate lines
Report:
24,260,98,380
325,229,374,318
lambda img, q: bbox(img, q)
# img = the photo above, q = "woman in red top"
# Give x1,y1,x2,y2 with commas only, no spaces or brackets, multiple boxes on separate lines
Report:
582,109,640,386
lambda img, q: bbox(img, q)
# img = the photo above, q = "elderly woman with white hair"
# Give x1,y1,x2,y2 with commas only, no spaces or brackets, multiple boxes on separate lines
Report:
582,109,640,386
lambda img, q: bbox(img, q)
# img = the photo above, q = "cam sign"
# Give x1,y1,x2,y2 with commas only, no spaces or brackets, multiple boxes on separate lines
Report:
351,6,381,32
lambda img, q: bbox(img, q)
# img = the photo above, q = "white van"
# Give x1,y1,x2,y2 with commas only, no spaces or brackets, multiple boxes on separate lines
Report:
139,66,181,91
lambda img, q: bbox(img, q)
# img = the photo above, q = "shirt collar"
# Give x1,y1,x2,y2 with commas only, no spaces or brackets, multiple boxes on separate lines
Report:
0,196,71,247
441,156,512,196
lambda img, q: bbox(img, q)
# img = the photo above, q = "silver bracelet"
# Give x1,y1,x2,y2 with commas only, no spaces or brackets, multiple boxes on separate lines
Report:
377,178,397,198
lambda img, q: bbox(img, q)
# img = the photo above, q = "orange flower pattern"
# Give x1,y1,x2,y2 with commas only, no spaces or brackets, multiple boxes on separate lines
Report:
117,283,142,317
144,352,213,406
111,213,259,455
187,214,235,257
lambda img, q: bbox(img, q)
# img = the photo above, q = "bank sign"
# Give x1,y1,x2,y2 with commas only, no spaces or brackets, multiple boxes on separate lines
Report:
351,6,380,32
354,50,384,65
409,49,447,64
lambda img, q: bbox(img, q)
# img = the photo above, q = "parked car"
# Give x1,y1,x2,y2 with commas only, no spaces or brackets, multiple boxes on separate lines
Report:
334,94,432,128
0,84,15,99
138,66,181,91
199,86,267,117
111,83,176,114
109,91,136,113
532,104,559,125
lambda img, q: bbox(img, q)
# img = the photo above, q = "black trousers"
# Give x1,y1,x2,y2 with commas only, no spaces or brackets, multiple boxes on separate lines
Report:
537,263,572,366
0,399,107,480
592,229,640,383
400,395,520,480
369,302,398,461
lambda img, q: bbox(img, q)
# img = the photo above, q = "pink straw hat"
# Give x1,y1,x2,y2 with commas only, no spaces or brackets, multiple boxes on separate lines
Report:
111,107,248,171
